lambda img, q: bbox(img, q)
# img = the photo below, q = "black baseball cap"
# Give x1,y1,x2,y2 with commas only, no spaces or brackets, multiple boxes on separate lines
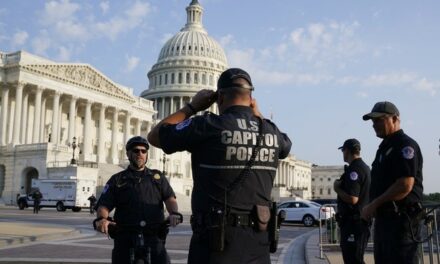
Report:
217,68,254,90
362,101,400,120
338,138,361,151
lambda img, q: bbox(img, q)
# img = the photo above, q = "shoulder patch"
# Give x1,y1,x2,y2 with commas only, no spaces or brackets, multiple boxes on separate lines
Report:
154,173,161,180
402,146,415,159
176,119,192,131
349,171,359,181
102,184,109,194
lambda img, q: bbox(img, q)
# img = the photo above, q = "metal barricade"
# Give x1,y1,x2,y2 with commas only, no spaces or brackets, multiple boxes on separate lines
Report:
318,203,375,260
318,203,339,259
419,204,440,264
317,203,440,263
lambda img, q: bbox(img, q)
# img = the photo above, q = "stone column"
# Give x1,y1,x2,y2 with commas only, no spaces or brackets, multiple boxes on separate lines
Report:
21,92,29,143
98,104,106,163
12,82,24,145
40,98,47,142
67,96,77,145
145,121,152,134
135,119,141,136
51,91,61,144
160,98,165,119
179,97,183,110
32,86,43,143
83,101,92,159
124,111,131,144
0,85,9,145
111,108,119,164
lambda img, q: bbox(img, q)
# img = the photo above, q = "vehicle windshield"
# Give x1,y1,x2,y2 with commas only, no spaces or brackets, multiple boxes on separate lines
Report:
310,202,322,207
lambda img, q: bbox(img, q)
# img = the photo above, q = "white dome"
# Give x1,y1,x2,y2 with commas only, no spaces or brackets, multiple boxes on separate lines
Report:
141,0,228,118
157,30,227,64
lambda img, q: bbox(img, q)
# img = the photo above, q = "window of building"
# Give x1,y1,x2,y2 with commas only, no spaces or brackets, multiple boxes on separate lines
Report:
194,73,198,84
165,74,168,85
171,73,175,84
328,188,331,195
320,189,323,195
178,73,182,84
159,75,162,85
328,177,331,181
186,73,191,84
209,75,213,86
202,73,206,85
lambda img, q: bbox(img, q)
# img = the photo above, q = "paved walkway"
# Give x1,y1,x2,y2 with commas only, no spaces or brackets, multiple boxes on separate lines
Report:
0,222,79,248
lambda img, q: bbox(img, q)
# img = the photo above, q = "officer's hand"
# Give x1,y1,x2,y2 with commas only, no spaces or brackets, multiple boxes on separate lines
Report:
361,202,376,221
168,214,181,227
250,99,263,118
96,218,116,234
190,89,216,112
333,179,341,191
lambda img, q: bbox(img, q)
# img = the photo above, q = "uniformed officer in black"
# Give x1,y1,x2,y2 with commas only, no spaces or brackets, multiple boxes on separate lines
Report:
148,68,292,264
361,101,424,264
333,138,371,264
94,136,180,264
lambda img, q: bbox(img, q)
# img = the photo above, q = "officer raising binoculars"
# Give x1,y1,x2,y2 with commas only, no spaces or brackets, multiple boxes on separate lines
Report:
148,68,292,264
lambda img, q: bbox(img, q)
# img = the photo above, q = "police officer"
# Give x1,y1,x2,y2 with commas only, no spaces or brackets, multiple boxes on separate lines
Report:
94,136,181,264
87,194,97,214
361,101,424,264
333,138,371,264
148,68,292,264
32,188,42,214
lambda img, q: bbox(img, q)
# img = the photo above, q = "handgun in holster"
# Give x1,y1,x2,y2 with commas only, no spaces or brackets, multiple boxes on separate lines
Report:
269,201,284,253
207,207,226,252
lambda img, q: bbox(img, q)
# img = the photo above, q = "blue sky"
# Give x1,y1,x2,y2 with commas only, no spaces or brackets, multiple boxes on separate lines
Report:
1,0,439,193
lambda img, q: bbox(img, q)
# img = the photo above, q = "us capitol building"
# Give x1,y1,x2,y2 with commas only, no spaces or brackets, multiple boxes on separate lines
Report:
0,0,315,209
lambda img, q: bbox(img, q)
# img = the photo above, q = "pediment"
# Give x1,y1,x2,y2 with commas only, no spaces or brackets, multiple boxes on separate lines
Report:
21,64,135,102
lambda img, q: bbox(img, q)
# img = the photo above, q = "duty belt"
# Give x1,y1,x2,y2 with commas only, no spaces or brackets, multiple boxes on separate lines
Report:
191,213,255,228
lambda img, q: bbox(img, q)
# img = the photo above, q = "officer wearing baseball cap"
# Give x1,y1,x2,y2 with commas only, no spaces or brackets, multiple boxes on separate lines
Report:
334,138,371,264
94,136,180,263
148,68,292,263
361,101,424,264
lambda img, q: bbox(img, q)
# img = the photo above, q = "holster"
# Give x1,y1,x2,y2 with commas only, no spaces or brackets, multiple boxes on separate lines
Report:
207,208,226,252
268,202,280,253
253,205,270,232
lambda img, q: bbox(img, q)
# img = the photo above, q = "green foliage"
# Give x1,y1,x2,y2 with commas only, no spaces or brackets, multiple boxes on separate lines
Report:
423,193,440,202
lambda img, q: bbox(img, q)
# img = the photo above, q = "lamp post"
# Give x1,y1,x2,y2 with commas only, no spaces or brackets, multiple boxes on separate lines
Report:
71,137,77,165
160,152,170,180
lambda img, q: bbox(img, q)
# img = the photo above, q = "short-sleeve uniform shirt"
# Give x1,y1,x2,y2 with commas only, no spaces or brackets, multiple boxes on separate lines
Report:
97,168,175,225
337,158,371,215
370,129,423,209
159,106,292,213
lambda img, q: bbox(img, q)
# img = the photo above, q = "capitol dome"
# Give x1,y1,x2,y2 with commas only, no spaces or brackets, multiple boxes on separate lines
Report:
140,0,228,119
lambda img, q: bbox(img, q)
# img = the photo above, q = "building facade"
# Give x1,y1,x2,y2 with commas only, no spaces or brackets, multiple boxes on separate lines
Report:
0,50,155,204
311,165,344,199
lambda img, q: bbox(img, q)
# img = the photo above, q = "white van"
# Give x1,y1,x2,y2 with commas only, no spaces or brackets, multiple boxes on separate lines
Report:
17,176,96,212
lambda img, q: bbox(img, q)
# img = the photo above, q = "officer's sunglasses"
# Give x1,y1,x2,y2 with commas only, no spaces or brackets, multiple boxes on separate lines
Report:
132,148,147,154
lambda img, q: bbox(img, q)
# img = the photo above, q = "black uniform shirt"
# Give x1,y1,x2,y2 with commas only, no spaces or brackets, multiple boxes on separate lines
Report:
159,106,292,213
337,158,371,215
370,129,423,209
97,168,175,225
